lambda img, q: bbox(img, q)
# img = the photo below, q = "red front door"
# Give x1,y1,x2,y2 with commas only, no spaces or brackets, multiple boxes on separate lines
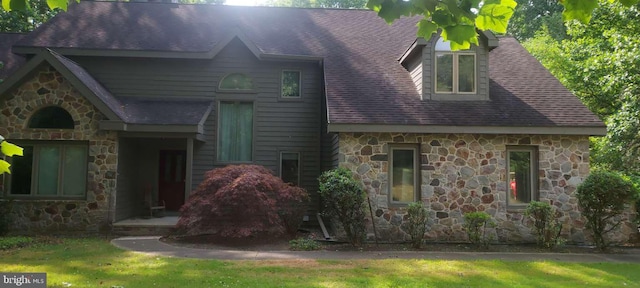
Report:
159,150,186,211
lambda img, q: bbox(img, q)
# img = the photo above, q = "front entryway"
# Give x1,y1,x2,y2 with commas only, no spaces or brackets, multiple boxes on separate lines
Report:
159,150,186,211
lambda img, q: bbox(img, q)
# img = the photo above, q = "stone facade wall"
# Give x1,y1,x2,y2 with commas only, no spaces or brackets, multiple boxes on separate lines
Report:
0,65,117,234
339,132,637,244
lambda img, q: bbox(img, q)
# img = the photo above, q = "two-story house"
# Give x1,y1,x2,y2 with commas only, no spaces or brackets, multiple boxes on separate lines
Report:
0,1,634,243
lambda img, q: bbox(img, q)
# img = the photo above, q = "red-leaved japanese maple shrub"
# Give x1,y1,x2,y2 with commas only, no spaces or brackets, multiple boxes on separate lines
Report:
176,165,308,238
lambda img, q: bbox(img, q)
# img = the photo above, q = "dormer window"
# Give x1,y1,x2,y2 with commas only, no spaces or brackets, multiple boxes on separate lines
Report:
435,37,476,94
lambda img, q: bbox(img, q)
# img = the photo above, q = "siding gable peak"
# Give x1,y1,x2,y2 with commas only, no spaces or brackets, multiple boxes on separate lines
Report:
207,28,262,60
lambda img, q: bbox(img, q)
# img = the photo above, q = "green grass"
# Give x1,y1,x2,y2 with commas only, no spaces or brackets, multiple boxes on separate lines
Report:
0,236,34,250
0,238,639,288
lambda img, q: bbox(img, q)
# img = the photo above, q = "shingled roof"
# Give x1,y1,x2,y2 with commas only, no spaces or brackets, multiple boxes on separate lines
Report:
10,2,604,133
0,33,25,80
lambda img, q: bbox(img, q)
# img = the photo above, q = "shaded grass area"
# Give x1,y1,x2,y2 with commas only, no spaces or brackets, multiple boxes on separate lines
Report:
0,238,639,288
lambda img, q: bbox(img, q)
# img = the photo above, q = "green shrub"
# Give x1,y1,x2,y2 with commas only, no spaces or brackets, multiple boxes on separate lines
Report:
0,236,33,250
318,167,366,247
406,202,428,249
576,170,637,250
463,211,494,248
524,201,563,248
289,237,321,251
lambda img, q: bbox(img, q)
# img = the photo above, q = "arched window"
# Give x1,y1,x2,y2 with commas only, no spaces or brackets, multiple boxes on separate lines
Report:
28,106,75,129
219,73,254,90
434,37,476,94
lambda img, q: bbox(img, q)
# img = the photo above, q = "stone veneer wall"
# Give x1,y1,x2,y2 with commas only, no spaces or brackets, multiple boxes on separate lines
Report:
339,132,637,244
0,65,117,234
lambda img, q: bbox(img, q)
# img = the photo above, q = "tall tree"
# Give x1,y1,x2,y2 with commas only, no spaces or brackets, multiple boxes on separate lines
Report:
0,0,57,32
507,0,566,42
524,1,640,173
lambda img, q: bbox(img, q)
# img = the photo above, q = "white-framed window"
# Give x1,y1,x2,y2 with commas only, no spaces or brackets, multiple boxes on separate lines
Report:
7,141,88,198
507,146,538,207
434,37,476,94
217,101,253,162
279,152,300,185
389,145,419,205
281,70,301,98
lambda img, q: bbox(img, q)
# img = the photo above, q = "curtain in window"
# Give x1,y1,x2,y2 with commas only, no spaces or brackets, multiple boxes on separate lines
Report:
436,54,453,92
391,149,415,203
62,146,87,196
458,55,475,92
218,102,253,161
37,146,60,195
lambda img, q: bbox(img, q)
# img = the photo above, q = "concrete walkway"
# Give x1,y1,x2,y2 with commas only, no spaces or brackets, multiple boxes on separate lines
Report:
111,236,640,263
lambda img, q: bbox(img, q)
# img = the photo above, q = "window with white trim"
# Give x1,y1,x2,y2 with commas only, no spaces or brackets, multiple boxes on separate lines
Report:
507,146,538,207
389,145,419,204
435,37,476,94
7,142,88,198
281,70,301,98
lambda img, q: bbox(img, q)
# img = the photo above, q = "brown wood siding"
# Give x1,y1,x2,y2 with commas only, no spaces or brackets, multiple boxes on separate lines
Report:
114,137,138,221
405,52,423,97
74,39,323,218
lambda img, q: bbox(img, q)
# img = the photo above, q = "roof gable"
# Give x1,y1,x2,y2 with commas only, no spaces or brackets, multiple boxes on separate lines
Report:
6,3,605,135
0,50,124,121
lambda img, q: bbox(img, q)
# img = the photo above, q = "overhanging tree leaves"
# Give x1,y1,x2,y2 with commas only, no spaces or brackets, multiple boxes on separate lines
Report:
1,0,58,33
0,135,24,174
367,0,639,50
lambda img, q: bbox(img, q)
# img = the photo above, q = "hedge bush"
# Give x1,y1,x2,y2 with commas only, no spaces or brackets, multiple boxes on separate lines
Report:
318,167,366,247
576,170,637,249
463,211,494,248
406,201,428,249
524,201,562,248
177,165,309,238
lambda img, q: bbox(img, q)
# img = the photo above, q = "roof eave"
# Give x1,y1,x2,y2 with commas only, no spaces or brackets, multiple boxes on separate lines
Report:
100,120,205,134
327,124,607,136
398,37,428,64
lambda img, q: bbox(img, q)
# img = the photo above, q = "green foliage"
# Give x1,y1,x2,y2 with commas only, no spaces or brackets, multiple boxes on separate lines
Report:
0,236,33,250
524,2,640,177
368,0,516,50
1,0,58,33
289,237,321,251
507,0,566,42
463,211,494,248
318,167,366,247
369,0,638,51
405,201,428,249
576,170,637,249
524,201,563,248
0,135,23,175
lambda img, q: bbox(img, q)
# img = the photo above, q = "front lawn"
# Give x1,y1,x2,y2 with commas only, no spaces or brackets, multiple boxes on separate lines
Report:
0,238,638,288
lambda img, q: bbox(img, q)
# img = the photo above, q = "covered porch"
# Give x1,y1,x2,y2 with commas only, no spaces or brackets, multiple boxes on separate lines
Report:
112,136,197,223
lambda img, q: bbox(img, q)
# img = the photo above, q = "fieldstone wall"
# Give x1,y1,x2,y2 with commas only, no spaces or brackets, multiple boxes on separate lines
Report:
339,132,637,244
0,65,117,234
